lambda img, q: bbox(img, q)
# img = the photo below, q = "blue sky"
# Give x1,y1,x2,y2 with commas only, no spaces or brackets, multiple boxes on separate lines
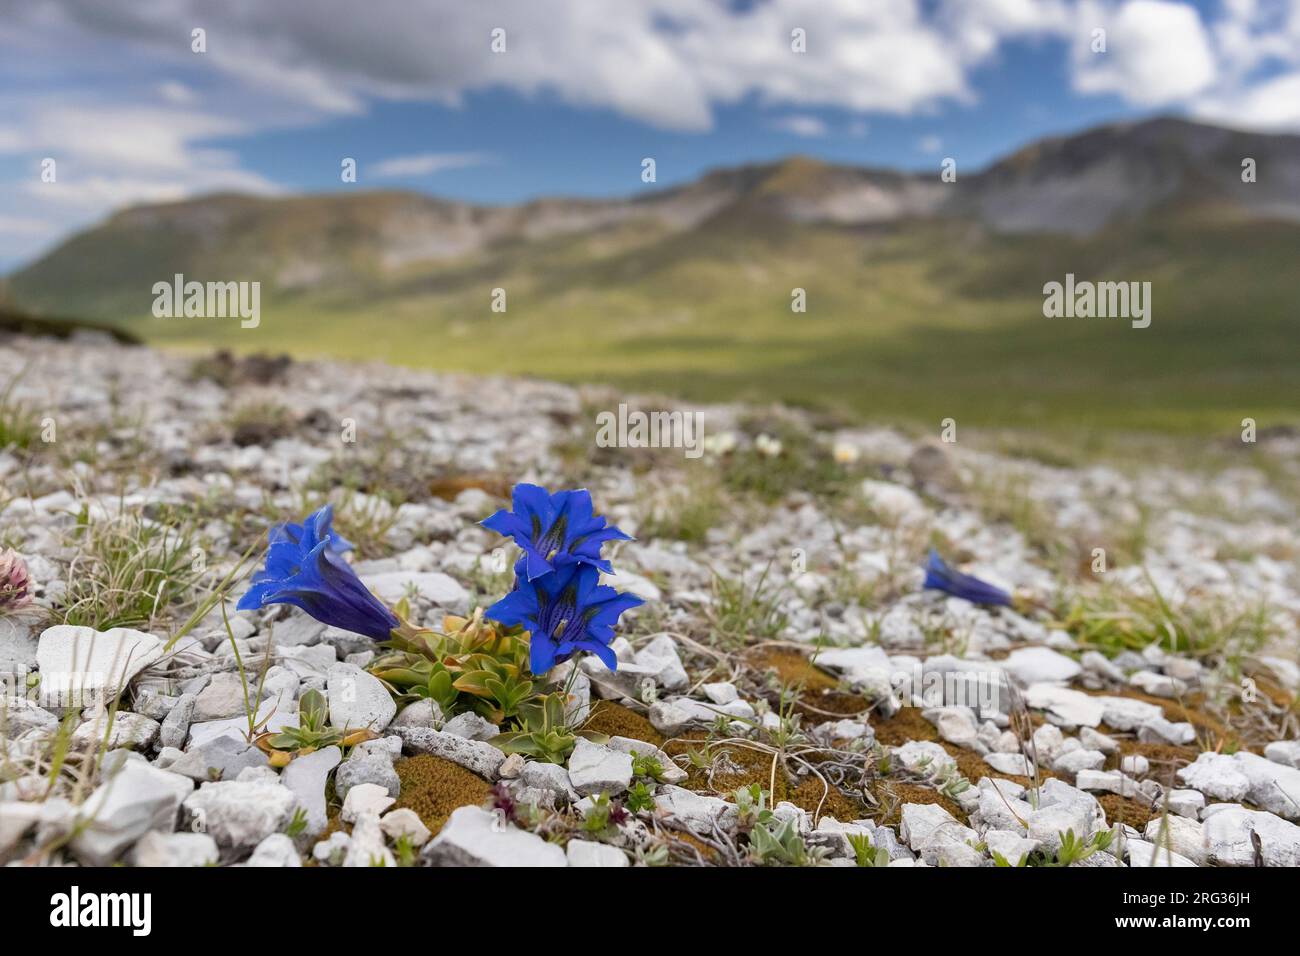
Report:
3,0,1299,269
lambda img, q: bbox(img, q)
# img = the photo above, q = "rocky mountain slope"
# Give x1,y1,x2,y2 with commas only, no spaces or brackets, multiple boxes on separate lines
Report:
6,118,1298,433
10,117,1299,309
1,334,1298,867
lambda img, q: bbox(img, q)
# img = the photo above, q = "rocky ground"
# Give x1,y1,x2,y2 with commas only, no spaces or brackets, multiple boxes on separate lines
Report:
1,332,1298,868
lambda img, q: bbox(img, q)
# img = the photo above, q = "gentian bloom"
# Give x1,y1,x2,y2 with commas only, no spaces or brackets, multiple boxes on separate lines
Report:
273,510,354,556
481,484,630,581
922,549,1012,607
485,560,643,675
237,505,399,640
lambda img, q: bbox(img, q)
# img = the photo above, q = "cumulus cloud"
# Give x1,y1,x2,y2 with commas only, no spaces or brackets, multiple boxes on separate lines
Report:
370,152,497,178
3,0,1300,268
7,1,1299,140
769,115,829,138
1,0,1043,132
1193,70,1300,130
917,134,944,155
0,97,278,267
1072,1,1217,104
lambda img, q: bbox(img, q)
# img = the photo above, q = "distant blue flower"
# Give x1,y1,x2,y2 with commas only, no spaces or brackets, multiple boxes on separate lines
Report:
922,549,1012,607
237,505,399,640
485,560,643,675
481,484,630,581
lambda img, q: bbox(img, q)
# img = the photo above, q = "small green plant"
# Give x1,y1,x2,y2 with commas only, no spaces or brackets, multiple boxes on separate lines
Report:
0,372,41,452
847,832,891,867
581,794,627,839
638,476,723,544
708,564,788,646
632,842,671,867
748,817,827,867
684,746,711,770
370,611,535,723
733,783,776,831
492,691,580,764
265,690,345,753
284,807,309,839
1062,574,1274,661
59,506,205,631
630,750,666,782
256,689,376,761
393,834,419,867
721,422,853,503
935,764,972,800
1038,828,1114,867
625,780,656,813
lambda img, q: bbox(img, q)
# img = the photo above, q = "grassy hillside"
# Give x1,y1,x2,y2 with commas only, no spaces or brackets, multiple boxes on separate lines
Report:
8,138,1299,434
98,213,1294,434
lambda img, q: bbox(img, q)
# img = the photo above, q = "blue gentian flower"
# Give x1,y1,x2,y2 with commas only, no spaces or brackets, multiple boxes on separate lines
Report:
481,484,631,581
237,505,399,640
273,509,354,556
922,549,1012,607
485,560,643,675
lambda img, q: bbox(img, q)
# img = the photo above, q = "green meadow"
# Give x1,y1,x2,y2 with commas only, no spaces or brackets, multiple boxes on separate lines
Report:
13,206,1300,436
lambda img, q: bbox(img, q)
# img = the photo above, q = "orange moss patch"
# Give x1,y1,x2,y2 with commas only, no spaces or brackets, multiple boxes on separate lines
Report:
940,743,1056,789
1106,738,1199,773
872,708,1060,793
1099,793,1156,830
664,828,720,863
748,647,870,717
582,700,664,746
1243,671,1296,710
662,731,864,823
391,755,493,836
428,473,511,500
872,781,968,828
870,707,940,747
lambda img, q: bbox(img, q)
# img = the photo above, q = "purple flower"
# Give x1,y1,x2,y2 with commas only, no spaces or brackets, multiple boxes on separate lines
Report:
485,560,643,675
237,505,399,640
0,549,31,610
922,549,1012,607
481,484,630,582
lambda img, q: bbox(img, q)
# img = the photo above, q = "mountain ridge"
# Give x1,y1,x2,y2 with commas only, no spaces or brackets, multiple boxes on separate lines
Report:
5,115,1298,432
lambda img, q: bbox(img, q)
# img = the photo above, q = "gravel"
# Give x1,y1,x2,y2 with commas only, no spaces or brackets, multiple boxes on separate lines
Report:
2,335,1297,869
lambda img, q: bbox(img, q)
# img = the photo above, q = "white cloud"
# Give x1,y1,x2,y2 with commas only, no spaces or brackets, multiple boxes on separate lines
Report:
769,115,828,138
3,0,1028,132
0,215,58,237
4,0,1300,270
1193,70,1300,130
1072,1,1217,105
157,80,195,105
917,134,944,155
0,104,247,172
370,152,496,177
0,99,278,269
7,0,1298,141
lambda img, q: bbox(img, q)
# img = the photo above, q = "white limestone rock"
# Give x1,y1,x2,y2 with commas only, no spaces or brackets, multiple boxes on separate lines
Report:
35,624,165,709
326,662,396,732
422,805,566,866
